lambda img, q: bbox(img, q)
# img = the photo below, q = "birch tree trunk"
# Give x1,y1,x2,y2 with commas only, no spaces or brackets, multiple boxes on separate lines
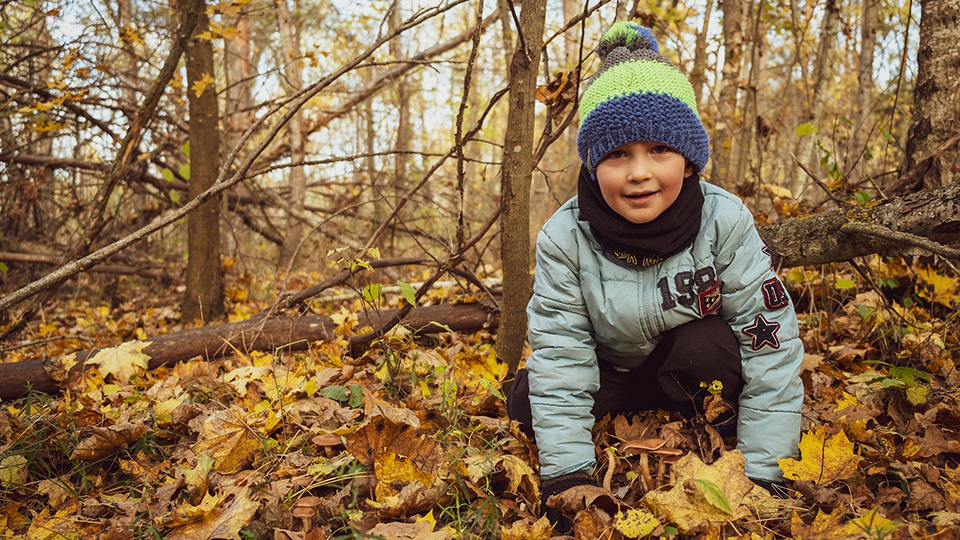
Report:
791,0,839,196
710,0,743,189
182,0,224,322
276,0,307,268
902,0,960,191
495,0,547,375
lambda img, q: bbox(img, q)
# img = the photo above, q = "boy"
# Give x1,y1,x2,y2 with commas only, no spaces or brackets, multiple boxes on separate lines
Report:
506,22,803,523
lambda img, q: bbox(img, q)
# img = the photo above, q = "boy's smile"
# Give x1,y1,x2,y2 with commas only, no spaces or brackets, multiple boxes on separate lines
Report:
595,141,694,224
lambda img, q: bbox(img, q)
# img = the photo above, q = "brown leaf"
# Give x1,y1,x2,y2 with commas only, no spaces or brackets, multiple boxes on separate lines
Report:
703,394,733,423
70,421,147,461
547,484,620,519
905,479,946,512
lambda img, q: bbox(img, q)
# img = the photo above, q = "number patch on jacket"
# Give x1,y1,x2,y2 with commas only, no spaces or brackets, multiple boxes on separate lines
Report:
761,278,789,310
657,266,718,316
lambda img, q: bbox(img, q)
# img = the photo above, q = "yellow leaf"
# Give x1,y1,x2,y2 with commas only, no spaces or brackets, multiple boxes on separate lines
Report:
762,183,793,199
643,450,777,533
0,455,28,488
374,451,435,500
615,508,660,538
789,507,863,539
85,340,151,382
850,508,900,538
499,516,553,540
25,501,101,540
778,428,859,485
915,266,959,307
835,391,857,412
191,73,215,98
191,409,261,474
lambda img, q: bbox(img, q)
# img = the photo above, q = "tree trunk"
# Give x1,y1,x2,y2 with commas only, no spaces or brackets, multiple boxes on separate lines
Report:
277,0,307,268
691,0,715,106
847,0,879,180
710,0,743,189
390,3,411,198
791,0,839,196
182,0,224,323
902,0,960,192
495,0,548,376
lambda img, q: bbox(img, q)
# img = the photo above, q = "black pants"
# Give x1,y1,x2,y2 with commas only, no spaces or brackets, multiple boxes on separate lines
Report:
506,316,743,436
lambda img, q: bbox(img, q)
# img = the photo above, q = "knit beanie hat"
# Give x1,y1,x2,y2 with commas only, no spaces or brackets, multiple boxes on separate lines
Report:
577,22,710,174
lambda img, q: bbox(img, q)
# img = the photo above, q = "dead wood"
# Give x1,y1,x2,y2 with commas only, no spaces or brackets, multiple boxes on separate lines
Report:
759,180,960,267
0,252,172,281
0,301,499,402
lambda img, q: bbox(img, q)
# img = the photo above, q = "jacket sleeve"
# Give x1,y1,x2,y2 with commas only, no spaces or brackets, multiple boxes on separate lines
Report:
526,227,600,480
713,202,804,482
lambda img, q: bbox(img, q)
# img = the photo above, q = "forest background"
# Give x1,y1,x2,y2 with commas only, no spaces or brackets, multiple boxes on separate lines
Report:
2,0,960,538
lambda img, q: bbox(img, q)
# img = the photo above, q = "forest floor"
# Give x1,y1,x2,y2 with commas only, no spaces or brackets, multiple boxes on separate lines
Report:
2,255,960,539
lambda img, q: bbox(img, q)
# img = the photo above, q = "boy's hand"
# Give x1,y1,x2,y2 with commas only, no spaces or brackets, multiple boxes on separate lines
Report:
541,471,619,534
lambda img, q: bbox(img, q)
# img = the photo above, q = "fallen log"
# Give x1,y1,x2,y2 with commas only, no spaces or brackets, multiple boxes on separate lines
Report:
0,301,499,401
0,252,173,282
759,181,960,267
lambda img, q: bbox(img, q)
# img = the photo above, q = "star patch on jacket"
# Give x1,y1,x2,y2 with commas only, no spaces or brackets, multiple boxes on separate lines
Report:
742,314,781,350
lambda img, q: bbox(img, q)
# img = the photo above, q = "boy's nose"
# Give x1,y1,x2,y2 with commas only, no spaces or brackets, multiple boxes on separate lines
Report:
627,157,653,181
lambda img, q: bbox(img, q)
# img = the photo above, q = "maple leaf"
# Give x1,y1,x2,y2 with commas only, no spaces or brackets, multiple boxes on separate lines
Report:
915,266,959,307
642,450,777,533
85,340,151,382
778,428,859,485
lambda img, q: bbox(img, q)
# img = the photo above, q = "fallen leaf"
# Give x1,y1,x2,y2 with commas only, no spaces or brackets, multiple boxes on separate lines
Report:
643,450,775,533
365,519,453,540
191,409,262,474
25,501,101,540
165,489,260,540
70,421,148,461
499,516,552,540
778,428,859,486
0,455,28,488
85,340,151,382
614,508,659,538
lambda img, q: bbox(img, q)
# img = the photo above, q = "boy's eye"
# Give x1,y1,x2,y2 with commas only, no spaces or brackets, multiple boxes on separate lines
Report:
651,145,670,154
606,149,628,159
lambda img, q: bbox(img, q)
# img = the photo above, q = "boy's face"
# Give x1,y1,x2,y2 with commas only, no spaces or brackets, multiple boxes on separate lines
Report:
595,141,694,224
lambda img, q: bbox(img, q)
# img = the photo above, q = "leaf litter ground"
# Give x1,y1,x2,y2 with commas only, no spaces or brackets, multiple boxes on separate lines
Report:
3,256,960,538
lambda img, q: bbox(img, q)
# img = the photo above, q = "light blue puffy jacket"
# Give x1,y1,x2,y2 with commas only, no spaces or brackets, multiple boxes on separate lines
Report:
526,181,803,482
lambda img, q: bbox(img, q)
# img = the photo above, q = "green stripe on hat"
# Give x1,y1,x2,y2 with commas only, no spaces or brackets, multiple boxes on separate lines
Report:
579,60,699,122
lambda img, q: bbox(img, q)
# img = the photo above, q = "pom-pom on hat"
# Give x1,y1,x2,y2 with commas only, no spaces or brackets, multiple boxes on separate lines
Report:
577,22,710,174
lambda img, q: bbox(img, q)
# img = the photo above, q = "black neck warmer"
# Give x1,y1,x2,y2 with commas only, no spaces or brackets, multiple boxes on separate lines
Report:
577,164,704,267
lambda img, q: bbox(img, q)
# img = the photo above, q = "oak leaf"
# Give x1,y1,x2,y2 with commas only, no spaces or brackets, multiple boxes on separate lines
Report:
778,428,859,485
85,340,151,382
